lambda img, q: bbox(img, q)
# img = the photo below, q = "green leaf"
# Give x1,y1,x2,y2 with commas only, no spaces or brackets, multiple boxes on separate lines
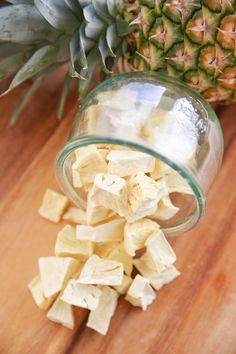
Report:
56,71,72,120
69,29,81,78
9,76,43,126
92,0,112,24
98,31,116,73
34,0,79,34
2,39,69,95
83,4,104,40
64,0,83,19
0,4,59,43
107,0,118,18
0,51,31,82
106,24,120,56
79,48,101,94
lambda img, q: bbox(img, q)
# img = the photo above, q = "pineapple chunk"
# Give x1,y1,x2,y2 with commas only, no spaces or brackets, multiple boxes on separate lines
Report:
28,275,56,310
126,173,167,222
107,150,155,177
151,195,179,220
113,275,132,295
72,145,107,185
71,167,83,188
39,257,79,298
145,230,176,270
150,159,172,180
124,218,159,256
165,171,193,195
90,173,127,217
38,188,69,223
98,148,110,160
95,242,133,276
55,225,94,261
78,255,123,286
61,279,102,310
125,274,156,310
87,286,119,335
76,218,124,243
134,255,180,291
47,297,74,329
63,207,87,225
87,192,115,225
106,242,133,276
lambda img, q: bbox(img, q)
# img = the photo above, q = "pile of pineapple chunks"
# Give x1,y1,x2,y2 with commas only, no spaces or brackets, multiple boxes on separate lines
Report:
29,144,193,335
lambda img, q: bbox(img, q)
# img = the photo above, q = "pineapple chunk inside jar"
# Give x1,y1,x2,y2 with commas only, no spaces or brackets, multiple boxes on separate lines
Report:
68,142,196,232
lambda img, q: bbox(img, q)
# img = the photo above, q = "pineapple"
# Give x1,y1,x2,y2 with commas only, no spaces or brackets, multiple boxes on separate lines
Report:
0,0,236,123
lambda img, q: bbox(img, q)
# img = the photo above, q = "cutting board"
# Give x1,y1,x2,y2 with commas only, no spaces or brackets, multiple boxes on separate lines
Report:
0,76,236,354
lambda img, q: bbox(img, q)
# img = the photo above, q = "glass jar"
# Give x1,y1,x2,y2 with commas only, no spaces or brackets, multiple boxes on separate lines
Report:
55,72,223,236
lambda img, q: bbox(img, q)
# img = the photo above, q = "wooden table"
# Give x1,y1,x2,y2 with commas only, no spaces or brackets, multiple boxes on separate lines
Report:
0,75,236,354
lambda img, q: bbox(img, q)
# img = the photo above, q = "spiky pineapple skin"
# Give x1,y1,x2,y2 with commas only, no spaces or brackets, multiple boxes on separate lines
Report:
1,0,236,120
116,0,236,103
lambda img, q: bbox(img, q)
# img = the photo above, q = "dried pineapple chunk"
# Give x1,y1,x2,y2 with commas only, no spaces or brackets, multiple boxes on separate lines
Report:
124,218,160,256
151,195,179,220
87,188,115,225
113,275,132,295
87,286,119,335
165,171,193,195
38,188,69,223
126,173,167,222
76,218,124,243
134,255,180,291
72,145,107,185
150,159,172,180
90,173,127,217
71,166,83,188
55,225,94,261
107,150,155,177
145,230,176,270
106,242,133,276
61,279,102,310
63,207,87,225
39,257,79,298
47,296,74,329
78,255,123,286
28,275,56,310
95,242,133,276
125,274,156,310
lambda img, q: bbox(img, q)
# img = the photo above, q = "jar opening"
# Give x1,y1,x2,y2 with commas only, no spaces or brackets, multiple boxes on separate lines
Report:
55,137,205,236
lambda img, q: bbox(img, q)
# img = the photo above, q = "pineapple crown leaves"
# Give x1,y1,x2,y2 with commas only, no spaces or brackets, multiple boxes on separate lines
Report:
0,0,132,98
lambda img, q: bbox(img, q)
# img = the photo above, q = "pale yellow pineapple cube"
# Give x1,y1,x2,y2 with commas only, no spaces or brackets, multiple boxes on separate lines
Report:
126,173,167,222
38,188,69,223
61,279,102,310
90,173,127,217
39,257,79,298
124,218,159,256
107,150,155,177
28,275,56,310
76,218,125,243
125,274,156,310
63,206,87,225
113,275,132,295
78,255,123,286
87,286,119,335
47,296,74,329
55,225,94,261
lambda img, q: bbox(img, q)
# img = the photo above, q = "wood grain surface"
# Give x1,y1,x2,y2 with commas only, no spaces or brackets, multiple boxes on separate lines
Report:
0,77,236,354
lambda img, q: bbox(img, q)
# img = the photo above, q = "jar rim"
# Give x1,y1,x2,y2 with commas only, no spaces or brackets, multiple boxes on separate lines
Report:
55,135,205,236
